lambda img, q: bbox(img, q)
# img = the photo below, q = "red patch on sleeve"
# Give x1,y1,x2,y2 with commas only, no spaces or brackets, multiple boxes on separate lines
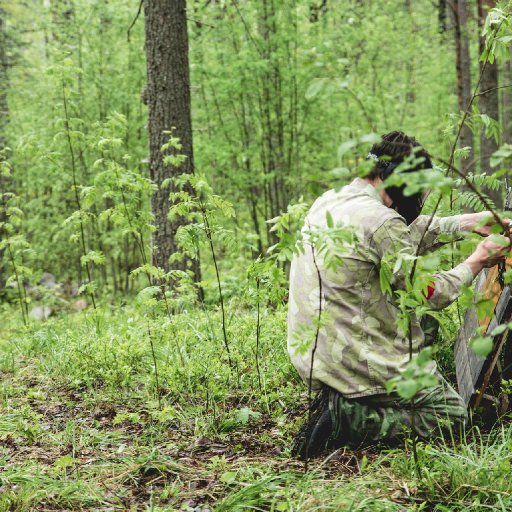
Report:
426,284,435,300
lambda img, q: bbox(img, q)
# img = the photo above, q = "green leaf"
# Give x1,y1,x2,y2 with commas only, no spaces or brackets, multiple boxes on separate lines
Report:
470,336,493,358
220,471,237,484
416,347,433,367
422,255,440,271
337,140,357,158
54,454,76,469
475,298,495,321
455,146,472,159
379,260,392,296
503,269,512,285
396,379,419,400
491,324,508,336
385,378,398,394
331,167,351,179
336,78,349,89
393,255,403,275
325,210,334,228
419,374,438,389
235,407,261,424
305,78,326,100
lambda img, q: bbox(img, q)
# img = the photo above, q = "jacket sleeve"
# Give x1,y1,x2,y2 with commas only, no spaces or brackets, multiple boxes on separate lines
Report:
371,217,474,311
408,215,462,255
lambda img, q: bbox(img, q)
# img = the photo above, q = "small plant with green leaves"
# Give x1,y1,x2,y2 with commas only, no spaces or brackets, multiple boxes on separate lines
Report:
246,257,288,393
266,200,310,262
133,266,196,408
386,346,439,401
0,155,33,326
91,113,156,290
59,76,99,310
168,172,237,363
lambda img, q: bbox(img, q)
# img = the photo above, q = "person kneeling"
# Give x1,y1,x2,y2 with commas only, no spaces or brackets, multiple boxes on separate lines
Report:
287,131,509,458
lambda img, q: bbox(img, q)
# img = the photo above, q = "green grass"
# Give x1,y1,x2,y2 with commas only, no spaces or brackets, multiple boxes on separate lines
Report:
1,302,512,510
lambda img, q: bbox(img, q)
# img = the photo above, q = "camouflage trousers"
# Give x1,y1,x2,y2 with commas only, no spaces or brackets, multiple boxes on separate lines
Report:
291,373,467,459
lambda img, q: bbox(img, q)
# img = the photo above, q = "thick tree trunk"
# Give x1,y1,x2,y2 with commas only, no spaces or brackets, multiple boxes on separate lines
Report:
478,0,501,207
144,0,200,280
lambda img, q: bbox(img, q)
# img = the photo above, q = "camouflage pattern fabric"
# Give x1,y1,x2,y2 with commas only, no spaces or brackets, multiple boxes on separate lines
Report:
288,178,474,398
421,314,440,347
292,373,467,458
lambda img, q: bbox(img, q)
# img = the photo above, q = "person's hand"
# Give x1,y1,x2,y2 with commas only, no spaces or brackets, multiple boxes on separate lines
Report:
460,211,512,237
465,235,511,277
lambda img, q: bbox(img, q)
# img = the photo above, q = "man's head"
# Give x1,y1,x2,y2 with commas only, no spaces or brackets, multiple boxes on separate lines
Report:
366,131,432,224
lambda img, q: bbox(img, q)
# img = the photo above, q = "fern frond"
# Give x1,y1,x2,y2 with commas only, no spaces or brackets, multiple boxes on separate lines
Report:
455,172,501,191
456,190,496,212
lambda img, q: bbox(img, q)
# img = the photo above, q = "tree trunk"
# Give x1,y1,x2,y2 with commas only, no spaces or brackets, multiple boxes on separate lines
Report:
478,0,501,207
258,0,288,244
309,0,327,23
0,9,9,293
450,0,474,173
439,0,448,32
144,0,200,280
502,50,512,144
458,0,474,171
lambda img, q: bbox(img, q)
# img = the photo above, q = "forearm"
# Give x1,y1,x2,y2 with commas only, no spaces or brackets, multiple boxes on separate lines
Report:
458,212,487,233
427,232,509,308
427,262,474,310
465,253,485,278
409,215,462,255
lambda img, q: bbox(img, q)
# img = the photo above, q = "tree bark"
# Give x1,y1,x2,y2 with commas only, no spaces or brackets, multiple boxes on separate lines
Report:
309,0,327,23
478,0,501,207
258,0,288,243
458,0,474,171
439,0,447,32
502,49,512,144
144,0,200,280
0,9,9,293
449,0,474,173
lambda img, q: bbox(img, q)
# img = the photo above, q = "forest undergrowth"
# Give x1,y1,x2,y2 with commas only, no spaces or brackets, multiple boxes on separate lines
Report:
2,301,512,511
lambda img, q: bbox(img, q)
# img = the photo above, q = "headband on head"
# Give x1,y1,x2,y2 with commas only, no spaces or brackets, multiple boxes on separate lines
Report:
366,151,422,225
366,152,399,180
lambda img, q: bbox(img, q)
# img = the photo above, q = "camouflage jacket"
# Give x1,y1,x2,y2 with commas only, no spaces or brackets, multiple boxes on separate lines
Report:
287,178,473,398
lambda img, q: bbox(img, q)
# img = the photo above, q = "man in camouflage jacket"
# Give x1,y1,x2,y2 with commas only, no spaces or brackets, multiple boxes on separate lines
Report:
288,132,509,458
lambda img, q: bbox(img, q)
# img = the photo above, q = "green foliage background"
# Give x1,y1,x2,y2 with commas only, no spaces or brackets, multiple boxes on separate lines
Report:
3,0,512,510
1,0,465,289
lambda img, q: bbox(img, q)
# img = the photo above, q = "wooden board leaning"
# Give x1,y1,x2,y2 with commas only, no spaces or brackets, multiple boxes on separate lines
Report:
455,261,512,413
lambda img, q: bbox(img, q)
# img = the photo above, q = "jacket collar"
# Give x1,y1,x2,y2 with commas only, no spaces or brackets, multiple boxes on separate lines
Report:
350,177,384,205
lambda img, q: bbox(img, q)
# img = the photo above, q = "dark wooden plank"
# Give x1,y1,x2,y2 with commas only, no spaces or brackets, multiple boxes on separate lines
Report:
455,270,488,405
455,306,484,405
455,265,512,407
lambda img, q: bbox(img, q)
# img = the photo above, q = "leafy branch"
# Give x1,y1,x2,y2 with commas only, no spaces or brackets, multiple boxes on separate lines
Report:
61,82,97,310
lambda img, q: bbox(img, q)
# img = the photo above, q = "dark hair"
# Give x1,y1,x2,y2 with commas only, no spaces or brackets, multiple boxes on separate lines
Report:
366,131,432,224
